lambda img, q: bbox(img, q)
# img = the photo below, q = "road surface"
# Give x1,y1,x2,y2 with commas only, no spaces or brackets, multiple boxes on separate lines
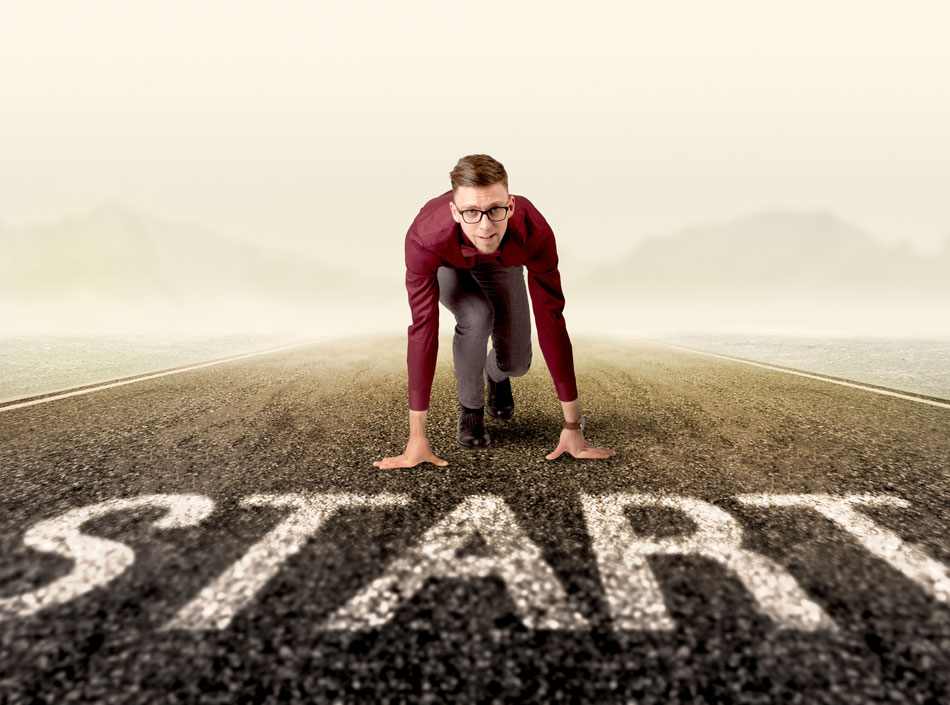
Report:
1,334,948,704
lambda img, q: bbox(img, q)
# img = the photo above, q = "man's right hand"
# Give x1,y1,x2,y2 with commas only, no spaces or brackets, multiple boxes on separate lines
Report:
373,435,448,469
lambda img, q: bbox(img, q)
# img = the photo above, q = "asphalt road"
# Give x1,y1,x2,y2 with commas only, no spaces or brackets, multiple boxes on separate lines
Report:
1,334,949,704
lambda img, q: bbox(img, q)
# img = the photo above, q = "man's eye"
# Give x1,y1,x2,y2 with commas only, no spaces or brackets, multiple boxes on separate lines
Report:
464,211,479,216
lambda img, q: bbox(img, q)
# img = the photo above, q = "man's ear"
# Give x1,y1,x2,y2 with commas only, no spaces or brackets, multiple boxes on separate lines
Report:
449,201,460,223
508,195,515,217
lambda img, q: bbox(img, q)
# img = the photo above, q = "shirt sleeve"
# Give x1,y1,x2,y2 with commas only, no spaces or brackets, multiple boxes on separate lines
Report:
405,232,442,411
524,225,579,403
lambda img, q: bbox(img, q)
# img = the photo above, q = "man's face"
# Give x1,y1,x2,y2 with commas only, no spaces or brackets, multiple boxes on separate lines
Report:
449,183,515,255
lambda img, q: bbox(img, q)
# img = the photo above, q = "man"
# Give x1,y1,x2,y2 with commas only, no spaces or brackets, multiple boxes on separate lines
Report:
374,154,615,469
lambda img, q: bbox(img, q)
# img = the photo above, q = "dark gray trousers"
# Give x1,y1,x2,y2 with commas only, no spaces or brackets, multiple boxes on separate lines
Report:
437,264,533,410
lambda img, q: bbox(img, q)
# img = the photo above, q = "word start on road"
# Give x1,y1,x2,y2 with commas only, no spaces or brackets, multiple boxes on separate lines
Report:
1,492,948,632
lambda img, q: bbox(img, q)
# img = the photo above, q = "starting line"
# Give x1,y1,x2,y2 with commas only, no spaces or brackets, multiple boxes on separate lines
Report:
1,491,947,632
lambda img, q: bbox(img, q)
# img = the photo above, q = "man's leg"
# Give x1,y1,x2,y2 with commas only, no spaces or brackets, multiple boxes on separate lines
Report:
437,266,493,411
470,264,532,385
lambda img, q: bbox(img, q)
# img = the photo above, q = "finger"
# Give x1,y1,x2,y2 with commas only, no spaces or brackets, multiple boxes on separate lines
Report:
585,448,615,459
573,446,615,459
375,455,407,469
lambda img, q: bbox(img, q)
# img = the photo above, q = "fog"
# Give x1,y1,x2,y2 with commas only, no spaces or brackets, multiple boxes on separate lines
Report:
1,1,948,340
2,203,947,341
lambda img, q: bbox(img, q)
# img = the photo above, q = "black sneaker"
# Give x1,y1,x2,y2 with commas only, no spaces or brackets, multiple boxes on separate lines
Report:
487,376,514,420
458,408,490,448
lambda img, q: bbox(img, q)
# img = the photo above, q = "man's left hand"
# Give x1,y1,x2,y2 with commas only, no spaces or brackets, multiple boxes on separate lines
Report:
545,429,616,460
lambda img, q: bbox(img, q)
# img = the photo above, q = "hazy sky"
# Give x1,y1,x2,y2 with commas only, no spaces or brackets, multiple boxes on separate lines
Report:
2,0,948,276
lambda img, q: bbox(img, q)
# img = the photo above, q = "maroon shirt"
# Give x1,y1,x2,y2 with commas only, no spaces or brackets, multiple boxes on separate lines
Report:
405,189,578,411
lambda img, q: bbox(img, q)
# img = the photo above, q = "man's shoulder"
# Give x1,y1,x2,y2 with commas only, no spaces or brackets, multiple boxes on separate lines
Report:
512,192,540,213
512,193,553,243
408,190,456,247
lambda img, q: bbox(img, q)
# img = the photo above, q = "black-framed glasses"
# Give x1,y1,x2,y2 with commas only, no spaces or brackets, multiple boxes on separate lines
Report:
454,202,511,224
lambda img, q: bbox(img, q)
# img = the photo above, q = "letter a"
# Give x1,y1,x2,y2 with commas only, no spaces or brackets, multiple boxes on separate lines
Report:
324,495,588,630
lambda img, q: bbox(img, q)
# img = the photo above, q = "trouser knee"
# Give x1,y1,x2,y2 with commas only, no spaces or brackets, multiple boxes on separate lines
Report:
454,309,493,341
496,349,531,378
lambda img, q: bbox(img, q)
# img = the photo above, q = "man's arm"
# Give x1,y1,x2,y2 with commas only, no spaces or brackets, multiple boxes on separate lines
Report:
405,237,441,412
524,226,578,403
374,232,447,469
525,227,615,461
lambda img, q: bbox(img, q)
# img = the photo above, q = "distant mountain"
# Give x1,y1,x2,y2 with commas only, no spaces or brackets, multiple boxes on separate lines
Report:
584,209,945,296
573,209,950,337
0,204,394,334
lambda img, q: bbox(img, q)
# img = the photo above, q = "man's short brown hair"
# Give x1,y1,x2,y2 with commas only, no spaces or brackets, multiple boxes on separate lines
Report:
449,154,509,193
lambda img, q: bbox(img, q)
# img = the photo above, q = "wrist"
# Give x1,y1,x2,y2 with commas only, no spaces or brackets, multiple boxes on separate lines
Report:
409,409,427,439
560,399,581,422
562,415,585,431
